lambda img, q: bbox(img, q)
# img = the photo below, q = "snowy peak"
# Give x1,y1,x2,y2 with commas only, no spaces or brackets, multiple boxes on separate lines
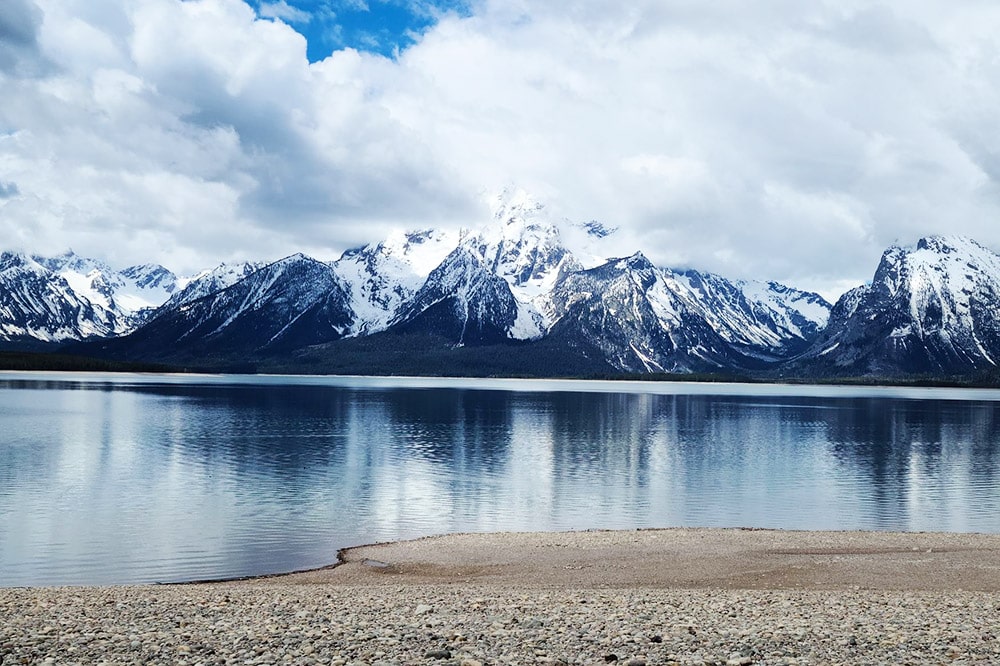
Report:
32,250,106,276
120,253,354,360
389,246,528,345
1,251,39,273
467,209,578,289
547,255,713,373
485,185,613,270
582,220,616,239
618,252,656,273
544,253,832,373
333,188,613,340
799,235,1000,374
164,261,264,311
333,228,460,335
0,251,121,343
678,271,831,354
871,235,1000,336
32,251,122,310
489,185,545,223
28,250,179,326
120,264,178,292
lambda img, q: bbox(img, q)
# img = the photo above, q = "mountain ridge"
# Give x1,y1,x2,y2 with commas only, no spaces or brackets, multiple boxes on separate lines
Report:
5,197,1000,380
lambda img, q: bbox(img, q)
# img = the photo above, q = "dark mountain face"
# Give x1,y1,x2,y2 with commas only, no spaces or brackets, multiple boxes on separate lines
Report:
85,255,355,363
794,236,1000,376
388,248,522,346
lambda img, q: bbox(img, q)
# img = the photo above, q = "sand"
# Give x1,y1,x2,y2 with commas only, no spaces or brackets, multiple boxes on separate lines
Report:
290,527,1000,592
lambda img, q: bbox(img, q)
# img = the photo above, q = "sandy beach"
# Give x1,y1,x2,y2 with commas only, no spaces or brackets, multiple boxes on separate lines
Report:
3,528,1000,665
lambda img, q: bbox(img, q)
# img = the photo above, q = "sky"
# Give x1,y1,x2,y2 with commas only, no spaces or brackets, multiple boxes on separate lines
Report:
2,1,1000,301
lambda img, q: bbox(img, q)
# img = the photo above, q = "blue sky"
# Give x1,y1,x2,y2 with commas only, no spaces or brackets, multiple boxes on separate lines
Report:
245,0,473,60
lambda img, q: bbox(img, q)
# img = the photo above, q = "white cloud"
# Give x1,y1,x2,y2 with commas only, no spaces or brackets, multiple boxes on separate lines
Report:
2,0,1000,298
257,1,311,24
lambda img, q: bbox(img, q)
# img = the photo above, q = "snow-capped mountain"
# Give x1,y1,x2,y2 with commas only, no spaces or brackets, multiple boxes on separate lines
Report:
543,253,813,373
1,250,184,344
332,228,459,335
34,251,178,309
677,271,831,358
31,251,179,330
3,188,837,375
388,246,525,345
0,249,275,348
90,254,354,361
160,261,265,312
330,188,606,342
381,188,615,343
46,189,1000,381
796,236,1000,375
0,252,123,345
464,188,586,335
541,254,832,374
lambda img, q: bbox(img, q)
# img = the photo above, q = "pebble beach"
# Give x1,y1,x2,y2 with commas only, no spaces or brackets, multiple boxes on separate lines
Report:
3,528,1000,665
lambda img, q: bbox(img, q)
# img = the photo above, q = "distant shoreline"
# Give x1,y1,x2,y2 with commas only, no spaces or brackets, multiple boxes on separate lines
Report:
5,347,1000,388
6,364,1000,396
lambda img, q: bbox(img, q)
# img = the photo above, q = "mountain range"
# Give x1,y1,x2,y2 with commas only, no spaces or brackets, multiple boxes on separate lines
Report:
3,189,1000,381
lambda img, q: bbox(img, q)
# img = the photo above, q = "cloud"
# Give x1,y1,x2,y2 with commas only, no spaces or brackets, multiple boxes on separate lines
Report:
257,1,311,24
0,0,48,76
2,0,1000,298
0,181,20,198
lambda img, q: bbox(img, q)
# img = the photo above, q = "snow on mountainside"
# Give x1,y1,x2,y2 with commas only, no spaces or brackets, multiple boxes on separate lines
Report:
0,252,122,343
542,254,833,373
161,261,265,312
332,229,459,335
11,189,945,378
331,188,612,341
798,236,1000,375
388,246,523,345
34,251,178,310
547,253,773,372
96,254,355,360
464,188,584,336
0,249,267,346
677,271,831,356
117,264,179,314
32,251,179,329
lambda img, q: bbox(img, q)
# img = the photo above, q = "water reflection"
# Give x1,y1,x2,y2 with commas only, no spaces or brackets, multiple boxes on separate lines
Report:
1,375,1000,586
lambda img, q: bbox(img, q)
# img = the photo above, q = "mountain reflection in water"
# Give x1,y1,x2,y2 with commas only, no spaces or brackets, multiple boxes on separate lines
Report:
1,374,999,586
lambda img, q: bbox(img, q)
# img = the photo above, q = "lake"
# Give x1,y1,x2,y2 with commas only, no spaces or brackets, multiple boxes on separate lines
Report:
2,372,1000,587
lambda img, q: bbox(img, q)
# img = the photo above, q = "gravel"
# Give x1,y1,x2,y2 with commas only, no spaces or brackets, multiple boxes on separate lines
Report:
2,528,999,665
3,584,999,665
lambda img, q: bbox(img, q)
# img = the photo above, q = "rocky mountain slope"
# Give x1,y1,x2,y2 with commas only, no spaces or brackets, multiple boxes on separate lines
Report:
0,251,182,345
87,255,354,363
0,252,122,346
795,236,1000,376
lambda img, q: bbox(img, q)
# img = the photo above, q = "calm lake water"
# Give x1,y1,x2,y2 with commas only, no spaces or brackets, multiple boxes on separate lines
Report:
2,372,1000,586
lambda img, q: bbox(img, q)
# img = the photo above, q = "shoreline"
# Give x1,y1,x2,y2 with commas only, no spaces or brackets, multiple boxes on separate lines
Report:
7,368,1000,399
3,528,1000,665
